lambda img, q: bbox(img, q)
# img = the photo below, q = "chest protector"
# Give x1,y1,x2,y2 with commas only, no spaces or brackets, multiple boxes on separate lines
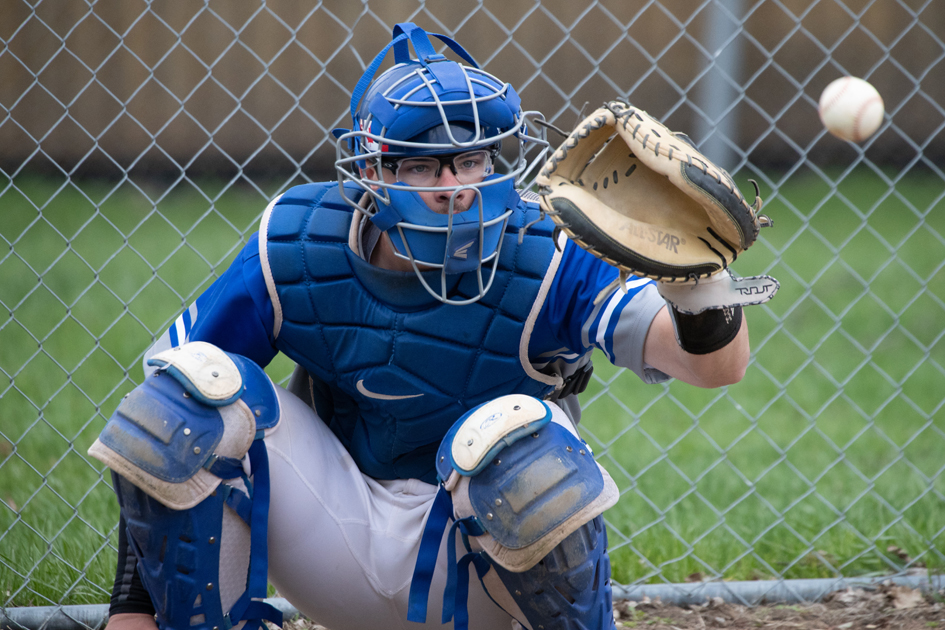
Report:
262,182,560,483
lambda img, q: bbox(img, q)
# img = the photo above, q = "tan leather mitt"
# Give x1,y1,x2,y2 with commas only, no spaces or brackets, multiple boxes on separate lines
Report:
537,100,778,312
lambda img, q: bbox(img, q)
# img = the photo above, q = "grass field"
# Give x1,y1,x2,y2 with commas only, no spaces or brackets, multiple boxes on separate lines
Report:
1,167,943,606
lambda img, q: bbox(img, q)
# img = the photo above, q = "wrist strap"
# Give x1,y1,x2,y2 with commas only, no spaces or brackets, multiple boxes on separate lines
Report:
668,304,742,355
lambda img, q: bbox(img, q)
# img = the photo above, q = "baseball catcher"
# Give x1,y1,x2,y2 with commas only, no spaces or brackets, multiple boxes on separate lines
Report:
91,24,774,630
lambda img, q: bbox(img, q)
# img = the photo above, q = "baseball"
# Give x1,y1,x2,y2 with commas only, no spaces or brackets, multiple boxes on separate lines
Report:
818,76,884,142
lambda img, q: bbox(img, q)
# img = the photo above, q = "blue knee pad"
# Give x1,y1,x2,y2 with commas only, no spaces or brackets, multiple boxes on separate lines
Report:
408,395,618,630
90,343,281,630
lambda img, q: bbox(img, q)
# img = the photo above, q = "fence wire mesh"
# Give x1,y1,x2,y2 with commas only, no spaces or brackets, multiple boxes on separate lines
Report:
1,0,944,620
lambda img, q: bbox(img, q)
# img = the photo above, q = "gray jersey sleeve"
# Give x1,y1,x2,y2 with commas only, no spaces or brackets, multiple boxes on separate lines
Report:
611,283,672,384
579,281,671,385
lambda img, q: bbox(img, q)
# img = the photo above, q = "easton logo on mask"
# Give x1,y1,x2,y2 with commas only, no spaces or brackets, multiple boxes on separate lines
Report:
444,226,482,274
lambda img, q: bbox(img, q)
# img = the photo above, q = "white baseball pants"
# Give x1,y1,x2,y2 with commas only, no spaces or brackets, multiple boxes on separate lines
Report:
264,386,525,630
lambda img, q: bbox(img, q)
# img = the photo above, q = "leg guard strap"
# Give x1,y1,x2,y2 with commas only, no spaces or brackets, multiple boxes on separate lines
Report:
409,489,490,628
409,493,616,630
407,488,453,622
442,516,491,628
220,485,252,527
227,439,279,629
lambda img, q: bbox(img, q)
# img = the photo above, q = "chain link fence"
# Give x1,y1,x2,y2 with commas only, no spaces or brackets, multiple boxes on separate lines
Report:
2,0,944,622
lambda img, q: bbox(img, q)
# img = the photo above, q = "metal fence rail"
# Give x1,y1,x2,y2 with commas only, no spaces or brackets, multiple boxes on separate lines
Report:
2,0,944,625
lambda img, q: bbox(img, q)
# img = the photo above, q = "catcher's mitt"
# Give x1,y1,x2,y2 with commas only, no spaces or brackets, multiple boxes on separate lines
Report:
537,100,778,311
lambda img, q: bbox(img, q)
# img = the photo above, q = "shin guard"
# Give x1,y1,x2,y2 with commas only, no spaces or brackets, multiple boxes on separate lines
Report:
91,342,282,630
409,395,618,630
489,515,615,630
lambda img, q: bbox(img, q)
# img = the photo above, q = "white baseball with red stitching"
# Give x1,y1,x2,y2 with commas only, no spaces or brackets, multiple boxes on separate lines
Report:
818,76,885,143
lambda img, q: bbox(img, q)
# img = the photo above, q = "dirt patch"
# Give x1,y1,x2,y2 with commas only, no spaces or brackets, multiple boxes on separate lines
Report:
274,584,945,630
614,584,944,630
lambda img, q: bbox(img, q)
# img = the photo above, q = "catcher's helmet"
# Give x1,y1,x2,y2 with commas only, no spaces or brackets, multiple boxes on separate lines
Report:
334,22,547,305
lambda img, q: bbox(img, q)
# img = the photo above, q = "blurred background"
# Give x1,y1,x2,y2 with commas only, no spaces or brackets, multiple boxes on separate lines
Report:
4,0,944,177
1,0,943,617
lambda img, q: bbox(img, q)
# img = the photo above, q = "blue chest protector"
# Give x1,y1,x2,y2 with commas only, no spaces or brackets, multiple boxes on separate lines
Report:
264,183,560,483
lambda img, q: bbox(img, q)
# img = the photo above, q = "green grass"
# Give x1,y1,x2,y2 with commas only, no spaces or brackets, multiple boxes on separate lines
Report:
0,176,300,606
1,167,943,605
581,164,945,584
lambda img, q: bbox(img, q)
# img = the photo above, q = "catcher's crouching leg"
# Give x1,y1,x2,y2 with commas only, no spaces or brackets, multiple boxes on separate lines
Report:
89,342,283,630
409,395,619,630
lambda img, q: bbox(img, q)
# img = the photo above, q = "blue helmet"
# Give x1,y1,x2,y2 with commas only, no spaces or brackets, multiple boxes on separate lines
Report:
334,23,549,304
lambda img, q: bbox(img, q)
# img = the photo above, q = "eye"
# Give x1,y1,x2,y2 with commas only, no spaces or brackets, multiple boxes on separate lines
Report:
457,153,486,171
399,158,438,175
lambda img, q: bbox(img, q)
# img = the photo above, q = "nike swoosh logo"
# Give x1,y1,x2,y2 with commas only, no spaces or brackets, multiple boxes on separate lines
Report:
356,379,424,400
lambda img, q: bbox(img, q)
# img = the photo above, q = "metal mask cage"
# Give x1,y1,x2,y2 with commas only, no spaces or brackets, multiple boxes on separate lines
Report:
334,45,551,305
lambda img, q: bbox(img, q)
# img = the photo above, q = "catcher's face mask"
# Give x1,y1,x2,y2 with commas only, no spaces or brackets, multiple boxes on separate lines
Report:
333,22,549,305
